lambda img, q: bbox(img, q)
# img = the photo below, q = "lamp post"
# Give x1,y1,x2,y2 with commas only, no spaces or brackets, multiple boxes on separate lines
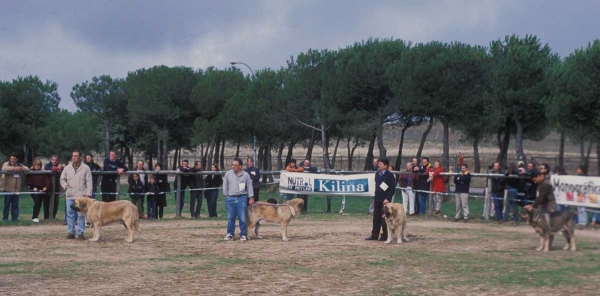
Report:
230,61,257,163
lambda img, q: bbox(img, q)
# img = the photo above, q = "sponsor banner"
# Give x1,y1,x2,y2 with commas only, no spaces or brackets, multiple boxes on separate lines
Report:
551,175,600,208
279,172,376,196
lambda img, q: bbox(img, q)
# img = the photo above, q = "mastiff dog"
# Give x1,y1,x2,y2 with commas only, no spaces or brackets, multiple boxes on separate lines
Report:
383,203,409,244
71,197,141,243
247,198,304,241
520,208,576,252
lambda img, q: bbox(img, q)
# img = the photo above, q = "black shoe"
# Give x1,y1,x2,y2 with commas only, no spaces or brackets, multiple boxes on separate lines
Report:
364,236,378,241
77,234,86,240
66,233,76,239
378,237,388,241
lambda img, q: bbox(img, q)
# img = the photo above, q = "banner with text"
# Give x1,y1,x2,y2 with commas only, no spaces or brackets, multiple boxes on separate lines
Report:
279,172,376,196
551,175,600,208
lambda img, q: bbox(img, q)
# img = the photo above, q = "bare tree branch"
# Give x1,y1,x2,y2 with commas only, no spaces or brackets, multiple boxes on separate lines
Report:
296,119,322,132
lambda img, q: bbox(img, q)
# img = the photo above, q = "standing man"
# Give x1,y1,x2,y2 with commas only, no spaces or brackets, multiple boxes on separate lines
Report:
414,157,431,215
129,160,148,218
189,161,205,218
60,151,93,240
2,153,30,221
84,153,102,200
398,162,416,215
101,150,127,202
453,164,471,222
223,158,254,241
490,162,506,223
365,158,395,241
176,159,192,217
298,159,317,211
524,170,558,251
45,154,64,220
244,157,261,204
367,157,379,215
411,157,420,214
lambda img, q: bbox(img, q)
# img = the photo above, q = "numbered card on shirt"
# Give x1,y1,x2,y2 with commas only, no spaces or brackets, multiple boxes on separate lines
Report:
239,183,246,191
14,174,20,178
250,171,256,175
379,182,389,191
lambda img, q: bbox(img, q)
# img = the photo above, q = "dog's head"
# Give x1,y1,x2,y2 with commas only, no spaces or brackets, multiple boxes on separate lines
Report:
383,203,395,219
520,207,535,225
286,198,304,217
70,197,94,214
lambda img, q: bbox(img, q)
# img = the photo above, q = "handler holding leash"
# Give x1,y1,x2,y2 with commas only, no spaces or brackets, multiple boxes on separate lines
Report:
365,158,395,242
223,158,254,242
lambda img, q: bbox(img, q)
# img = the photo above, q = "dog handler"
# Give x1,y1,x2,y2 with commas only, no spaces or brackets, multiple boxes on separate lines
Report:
223,158,254,241
365,158,396,242
60,150,93,240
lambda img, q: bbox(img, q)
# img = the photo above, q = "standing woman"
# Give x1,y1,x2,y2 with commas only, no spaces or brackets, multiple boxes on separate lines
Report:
154,163,170,220
128,173,145,218
26,159,51,223
204,163,222,218
428,161,446,215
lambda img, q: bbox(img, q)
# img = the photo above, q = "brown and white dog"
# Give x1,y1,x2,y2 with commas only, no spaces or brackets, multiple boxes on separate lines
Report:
247,198,304,241
382,203,409,244
71,197,141,243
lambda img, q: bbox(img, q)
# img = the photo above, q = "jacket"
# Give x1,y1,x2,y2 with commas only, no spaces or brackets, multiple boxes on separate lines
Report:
532,182,558,212
128,179,146,195
398,172,417,188
84,161,102,185
102,158,127,182
189,168,206,189
285,165,304,172
2,161,30,192
301,165,318,173
415,164,431,190
490,171,506,194
59,163,93,199
374,170,396,203
453,171,471,194
427,166,446,193
504,170,520,190
244,166,261,189
154,174,170,193
146,183,160,200
205,174,222,189
26,168,52,191
178,165,193,185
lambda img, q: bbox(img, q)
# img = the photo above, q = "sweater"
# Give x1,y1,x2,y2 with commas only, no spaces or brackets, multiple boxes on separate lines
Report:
59,163,93,199
453,172,471,194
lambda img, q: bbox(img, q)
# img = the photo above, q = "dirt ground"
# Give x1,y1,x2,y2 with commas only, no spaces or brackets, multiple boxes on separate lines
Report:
1,215,599,296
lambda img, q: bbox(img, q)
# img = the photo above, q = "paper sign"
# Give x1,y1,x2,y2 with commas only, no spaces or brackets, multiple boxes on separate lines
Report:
14,174,19,178
239,183,246,191
380,182,389,191
251,171,256,175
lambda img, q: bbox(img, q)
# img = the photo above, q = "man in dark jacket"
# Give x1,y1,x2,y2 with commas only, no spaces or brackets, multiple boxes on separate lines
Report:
414,157,431,215
101,150,127,202
84,153,102,200
176,160,192,217
189,161,205,218
244,157,261,204
44,154,64,219
365,158,395,242
490,162,506,222
453,164,471,222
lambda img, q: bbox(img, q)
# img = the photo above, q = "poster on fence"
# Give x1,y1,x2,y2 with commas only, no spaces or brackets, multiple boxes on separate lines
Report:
279,172,376,196
551,175,600,208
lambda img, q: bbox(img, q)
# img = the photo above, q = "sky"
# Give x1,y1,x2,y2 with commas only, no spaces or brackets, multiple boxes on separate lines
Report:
1,0,599,111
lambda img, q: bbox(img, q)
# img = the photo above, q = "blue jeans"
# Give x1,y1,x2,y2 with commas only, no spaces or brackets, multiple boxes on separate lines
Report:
592,212,600,223
503,188,518,222
205,189,219,218
147,199,157,219
577,207,588,226
285,194,294,201
417,192,429,215
176,185,188,216
492,192,503,221
225,195,248,236
3,193,19,221
66,199,85,235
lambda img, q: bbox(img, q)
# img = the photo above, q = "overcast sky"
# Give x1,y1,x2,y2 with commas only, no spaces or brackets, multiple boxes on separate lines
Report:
1,0,599,111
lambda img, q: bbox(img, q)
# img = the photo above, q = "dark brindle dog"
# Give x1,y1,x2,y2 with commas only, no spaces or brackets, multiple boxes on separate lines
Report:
520,208,576,252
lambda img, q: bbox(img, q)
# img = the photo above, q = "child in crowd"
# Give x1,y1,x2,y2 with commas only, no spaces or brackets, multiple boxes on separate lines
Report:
146,176,159,219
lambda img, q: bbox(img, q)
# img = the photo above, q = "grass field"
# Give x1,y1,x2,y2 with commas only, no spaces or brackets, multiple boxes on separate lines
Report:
1,184,599,295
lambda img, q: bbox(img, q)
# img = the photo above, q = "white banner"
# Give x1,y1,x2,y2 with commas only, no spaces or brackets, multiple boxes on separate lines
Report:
551,175,600,208
279,172,376,196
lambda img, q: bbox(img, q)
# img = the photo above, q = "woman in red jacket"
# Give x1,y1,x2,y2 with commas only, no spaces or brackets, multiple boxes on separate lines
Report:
427,161,446,215
26,159,51,223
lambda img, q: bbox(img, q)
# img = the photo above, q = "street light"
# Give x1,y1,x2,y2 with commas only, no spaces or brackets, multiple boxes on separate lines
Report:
230,61,257,163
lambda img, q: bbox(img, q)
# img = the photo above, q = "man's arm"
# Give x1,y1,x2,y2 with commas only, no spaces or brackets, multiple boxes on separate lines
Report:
222,172,229,196
247,175,254,204
385,174,395,202
59,169,68,189
2,162,12,172
85,168,93,197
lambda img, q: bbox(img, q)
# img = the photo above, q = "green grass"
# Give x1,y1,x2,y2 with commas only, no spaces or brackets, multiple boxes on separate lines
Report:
0,185,508,226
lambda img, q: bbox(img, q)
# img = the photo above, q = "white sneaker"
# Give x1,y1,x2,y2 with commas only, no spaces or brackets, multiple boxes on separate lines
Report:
240,235,248,241
32,218,40,223
224,233,233,241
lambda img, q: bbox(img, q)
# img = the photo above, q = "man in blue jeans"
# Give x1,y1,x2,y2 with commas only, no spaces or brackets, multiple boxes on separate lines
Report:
223,158,254,241
60,150,93,240
490,162,506,222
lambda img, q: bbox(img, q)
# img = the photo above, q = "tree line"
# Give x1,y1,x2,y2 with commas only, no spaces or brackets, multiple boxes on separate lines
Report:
1,35,599,174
